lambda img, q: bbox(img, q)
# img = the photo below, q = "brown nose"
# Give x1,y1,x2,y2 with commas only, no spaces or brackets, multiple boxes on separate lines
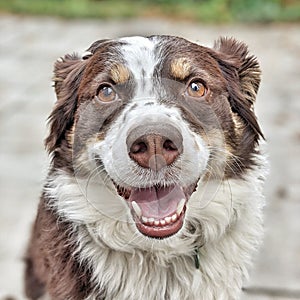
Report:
127,124,183,171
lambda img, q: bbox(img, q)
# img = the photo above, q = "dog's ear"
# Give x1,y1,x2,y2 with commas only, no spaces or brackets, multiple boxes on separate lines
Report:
45,40,112,154
212,37,264,140
45,54,87,153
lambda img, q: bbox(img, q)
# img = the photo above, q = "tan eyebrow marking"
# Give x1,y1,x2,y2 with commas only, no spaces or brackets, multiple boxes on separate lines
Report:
170,57,191,80
110,64,130,84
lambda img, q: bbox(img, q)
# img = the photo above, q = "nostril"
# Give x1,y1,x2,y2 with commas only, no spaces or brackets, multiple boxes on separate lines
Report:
130,141,147,154
163,139,178,152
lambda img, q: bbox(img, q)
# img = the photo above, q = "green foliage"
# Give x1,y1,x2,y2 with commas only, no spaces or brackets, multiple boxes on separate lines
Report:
0,0,299,22
0,0,143,19
230,0,300,22
231,0,279,22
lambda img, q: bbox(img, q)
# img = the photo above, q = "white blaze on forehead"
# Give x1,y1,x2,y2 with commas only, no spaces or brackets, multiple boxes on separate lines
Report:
119,36,158,79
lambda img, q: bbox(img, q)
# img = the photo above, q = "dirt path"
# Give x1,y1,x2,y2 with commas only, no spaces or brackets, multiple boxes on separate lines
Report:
0,15,299,299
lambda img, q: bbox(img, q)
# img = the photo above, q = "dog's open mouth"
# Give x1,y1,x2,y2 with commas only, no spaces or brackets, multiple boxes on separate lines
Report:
116,183,196,239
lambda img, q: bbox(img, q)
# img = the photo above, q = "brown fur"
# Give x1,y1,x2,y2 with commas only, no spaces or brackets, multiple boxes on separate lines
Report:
24,196,99,300
212,37,263,176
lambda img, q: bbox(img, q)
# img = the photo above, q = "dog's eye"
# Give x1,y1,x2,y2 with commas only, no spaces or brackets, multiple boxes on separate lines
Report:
186,81,206,98
97,85,117,102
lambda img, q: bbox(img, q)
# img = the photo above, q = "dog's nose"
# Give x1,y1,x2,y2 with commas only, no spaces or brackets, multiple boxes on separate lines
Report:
127,124,183,171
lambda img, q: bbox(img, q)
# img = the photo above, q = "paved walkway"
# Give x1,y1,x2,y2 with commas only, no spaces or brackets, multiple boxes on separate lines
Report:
0,15,299,300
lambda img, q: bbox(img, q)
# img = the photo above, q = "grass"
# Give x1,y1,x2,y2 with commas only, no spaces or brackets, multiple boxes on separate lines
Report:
0,0,299,23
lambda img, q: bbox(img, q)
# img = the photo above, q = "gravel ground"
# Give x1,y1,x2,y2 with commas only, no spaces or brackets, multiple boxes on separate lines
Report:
0,15,299,300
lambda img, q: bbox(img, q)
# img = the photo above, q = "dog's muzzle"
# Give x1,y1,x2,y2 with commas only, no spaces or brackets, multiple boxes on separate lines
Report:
118,123,196,239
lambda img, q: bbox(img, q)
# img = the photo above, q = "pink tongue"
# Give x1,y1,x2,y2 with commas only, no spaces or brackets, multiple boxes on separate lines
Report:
129,185,186,219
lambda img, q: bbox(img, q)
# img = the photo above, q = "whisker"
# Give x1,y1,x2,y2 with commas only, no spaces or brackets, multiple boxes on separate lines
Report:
207,145,245,177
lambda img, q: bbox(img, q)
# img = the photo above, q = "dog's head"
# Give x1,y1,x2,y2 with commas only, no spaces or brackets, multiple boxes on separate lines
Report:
46,36,262,243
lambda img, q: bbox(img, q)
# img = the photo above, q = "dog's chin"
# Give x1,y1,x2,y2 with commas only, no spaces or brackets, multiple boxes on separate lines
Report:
114,182,198,239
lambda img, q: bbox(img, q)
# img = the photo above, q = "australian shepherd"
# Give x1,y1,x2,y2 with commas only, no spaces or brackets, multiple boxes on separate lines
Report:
25,35,267,300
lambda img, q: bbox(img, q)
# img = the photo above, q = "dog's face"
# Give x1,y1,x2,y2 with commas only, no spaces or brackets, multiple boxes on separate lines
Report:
47,36,262,242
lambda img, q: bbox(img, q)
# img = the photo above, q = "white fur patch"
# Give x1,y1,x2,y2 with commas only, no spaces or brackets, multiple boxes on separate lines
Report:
46,153,268,299
119,36,157,80
119,36,158,98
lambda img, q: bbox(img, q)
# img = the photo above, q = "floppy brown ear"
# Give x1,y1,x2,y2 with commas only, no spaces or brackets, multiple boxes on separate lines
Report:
45,54,87,153
212,37,264,140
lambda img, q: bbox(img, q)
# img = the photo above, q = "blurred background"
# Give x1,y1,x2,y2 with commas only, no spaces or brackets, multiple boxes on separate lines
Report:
0,1,299,299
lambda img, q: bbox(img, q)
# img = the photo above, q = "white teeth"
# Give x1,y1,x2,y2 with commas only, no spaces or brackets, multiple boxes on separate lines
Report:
160,219,166,226
148,218,154,225
176,199,186,216
142,216,148,223
138,200,186,227
165,216,172,224
171,214,177,222
132,201,142,217
141,213,180,226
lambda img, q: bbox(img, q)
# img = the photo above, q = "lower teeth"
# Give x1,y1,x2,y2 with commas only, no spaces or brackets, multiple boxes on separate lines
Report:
141,213,181,226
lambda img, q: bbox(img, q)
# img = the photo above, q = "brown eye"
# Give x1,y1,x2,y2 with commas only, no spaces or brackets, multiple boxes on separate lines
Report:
97,85,117,102
186,81,206,98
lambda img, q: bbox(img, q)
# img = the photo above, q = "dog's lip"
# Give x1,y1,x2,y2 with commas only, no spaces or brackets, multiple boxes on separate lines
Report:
133,209,186,239
115,182,197,239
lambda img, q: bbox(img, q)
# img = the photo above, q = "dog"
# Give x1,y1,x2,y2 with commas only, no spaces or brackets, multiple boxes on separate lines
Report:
24,35,267,300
